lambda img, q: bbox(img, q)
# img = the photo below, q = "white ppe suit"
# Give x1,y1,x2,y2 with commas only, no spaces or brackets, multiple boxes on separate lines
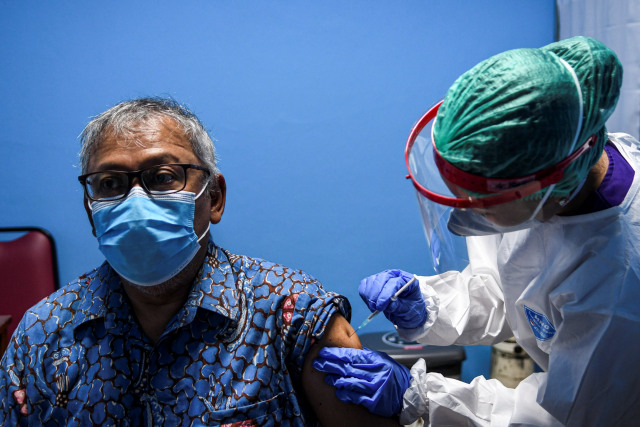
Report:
399,133,640,426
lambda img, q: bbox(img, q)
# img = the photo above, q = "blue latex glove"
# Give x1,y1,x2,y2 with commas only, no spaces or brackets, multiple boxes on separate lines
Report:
312,347,411,418
359,269,427,329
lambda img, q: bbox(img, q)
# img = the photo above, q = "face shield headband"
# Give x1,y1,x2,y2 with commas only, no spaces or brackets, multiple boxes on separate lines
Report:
404,102,595,209
405,58,591,272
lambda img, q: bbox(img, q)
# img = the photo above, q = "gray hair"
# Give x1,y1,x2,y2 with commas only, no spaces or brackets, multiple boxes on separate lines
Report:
79,97,218,178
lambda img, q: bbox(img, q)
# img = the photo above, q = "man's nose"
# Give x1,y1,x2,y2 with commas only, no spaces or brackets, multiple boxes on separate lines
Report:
130,175,144,189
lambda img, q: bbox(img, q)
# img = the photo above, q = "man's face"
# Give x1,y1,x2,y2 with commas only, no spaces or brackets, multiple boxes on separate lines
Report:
84,117,226,286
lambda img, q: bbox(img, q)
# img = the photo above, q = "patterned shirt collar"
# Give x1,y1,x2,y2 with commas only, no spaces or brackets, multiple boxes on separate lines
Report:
70,241,243,339
194,242,243,322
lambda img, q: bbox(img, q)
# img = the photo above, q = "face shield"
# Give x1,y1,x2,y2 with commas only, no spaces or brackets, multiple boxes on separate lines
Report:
405,101,595,273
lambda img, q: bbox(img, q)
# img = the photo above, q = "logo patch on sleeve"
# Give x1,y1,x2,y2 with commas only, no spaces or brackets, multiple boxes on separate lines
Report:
524,305,556,341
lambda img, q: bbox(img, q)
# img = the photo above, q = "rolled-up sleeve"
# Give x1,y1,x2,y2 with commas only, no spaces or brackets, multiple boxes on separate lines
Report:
283,274,351,379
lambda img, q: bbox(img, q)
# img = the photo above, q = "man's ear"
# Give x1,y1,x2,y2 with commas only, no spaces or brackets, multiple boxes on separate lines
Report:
209,174,226,224
83,197,97,237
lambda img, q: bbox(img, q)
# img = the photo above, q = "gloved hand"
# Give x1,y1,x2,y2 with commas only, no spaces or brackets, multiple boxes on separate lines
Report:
359,269,427,329
312,347,411,418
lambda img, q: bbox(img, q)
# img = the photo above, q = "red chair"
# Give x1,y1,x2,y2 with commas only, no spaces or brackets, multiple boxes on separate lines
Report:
0,227,59,341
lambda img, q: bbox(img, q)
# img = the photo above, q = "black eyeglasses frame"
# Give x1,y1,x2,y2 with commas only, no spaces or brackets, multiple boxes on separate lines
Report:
77,163,210,202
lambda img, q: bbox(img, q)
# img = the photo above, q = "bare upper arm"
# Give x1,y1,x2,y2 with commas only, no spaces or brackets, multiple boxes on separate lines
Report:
301,314,402,426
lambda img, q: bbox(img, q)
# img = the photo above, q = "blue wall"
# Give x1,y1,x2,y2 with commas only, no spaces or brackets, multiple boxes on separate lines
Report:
0,1,555,381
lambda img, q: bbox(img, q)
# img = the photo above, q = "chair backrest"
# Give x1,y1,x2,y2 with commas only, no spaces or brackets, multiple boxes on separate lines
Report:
0,227,59,340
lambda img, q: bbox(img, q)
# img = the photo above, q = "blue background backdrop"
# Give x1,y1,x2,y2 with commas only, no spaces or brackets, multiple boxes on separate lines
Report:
0,1,555,382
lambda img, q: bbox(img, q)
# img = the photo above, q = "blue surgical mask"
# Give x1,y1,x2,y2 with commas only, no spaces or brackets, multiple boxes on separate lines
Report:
90,185,210,286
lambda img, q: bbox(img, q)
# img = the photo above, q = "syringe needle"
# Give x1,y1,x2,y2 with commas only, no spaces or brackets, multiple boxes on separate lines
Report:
348,276,418,337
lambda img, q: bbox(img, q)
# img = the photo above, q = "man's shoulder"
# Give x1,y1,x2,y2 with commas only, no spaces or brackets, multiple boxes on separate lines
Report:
220,248,326,296
230,251,315,281
244,255,316,280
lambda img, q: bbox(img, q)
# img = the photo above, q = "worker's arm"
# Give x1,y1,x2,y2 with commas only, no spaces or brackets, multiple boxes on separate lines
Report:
400,368,564,426
302,314,401,426
398,235,513,345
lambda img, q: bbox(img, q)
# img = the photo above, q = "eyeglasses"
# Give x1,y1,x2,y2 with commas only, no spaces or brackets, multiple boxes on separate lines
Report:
78,163,210,202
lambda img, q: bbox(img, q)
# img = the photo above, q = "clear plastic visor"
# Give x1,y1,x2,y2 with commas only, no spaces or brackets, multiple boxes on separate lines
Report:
405,102,554,210
405,101,593,272
414,192,470,274
405,102,594,210
406,102,470,273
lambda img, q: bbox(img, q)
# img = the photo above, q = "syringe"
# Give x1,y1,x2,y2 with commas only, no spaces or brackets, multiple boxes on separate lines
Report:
348,275,418,337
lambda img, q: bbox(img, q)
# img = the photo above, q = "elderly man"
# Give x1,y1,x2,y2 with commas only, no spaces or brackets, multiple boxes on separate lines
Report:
0,98,400,426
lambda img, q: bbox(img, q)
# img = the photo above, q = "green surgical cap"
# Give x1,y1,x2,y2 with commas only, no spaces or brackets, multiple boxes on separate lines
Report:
433,36,623,199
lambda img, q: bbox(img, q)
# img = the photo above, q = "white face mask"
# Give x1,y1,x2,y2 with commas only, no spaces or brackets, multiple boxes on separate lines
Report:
447,179,586,236
448,207,545,236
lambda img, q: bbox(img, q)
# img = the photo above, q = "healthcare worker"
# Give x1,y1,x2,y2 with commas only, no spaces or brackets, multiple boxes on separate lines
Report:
313,36,640,426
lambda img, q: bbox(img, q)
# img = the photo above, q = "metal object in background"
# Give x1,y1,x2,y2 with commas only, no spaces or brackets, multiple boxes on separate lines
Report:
490,337,535,388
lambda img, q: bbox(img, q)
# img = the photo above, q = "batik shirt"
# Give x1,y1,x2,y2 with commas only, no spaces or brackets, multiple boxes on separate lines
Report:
0,242,350,426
